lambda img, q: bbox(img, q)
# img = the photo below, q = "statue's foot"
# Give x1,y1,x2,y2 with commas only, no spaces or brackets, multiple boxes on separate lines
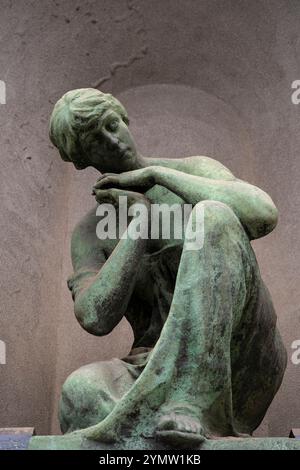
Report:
212,431,251,439
155,411,206,448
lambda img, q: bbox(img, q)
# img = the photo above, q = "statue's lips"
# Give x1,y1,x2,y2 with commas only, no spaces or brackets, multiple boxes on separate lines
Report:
109,145,130,156
106,146,132,160
119,147,131,157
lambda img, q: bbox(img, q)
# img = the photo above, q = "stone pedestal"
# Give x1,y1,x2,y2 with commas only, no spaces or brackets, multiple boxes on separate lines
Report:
0,428,35,450
28,434,300,451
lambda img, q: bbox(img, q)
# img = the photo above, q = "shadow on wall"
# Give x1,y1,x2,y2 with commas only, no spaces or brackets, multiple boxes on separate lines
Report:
118,84,254,182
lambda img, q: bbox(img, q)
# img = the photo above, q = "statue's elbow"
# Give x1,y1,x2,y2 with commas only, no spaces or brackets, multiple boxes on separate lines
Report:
261,201,278,235
268,204,278,231
250,203,278,240
74,297,113,337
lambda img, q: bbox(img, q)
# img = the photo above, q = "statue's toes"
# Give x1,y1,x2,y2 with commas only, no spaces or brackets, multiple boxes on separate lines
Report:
155,428,206,448
156,413,206,448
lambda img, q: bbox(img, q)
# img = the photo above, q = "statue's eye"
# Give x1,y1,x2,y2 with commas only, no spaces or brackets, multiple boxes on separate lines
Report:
106,119,119,132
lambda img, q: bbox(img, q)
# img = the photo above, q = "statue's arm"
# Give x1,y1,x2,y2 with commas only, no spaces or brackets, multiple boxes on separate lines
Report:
151,164,278,240
94,157,278,240
68,207,148,336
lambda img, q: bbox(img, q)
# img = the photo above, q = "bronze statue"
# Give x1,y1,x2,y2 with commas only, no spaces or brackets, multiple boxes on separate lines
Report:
49,88,287,448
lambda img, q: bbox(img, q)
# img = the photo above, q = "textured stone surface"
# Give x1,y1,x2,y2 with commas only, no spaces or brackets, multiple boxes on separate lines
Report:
0,0,299,438
0,428,34,450
28,434,300,451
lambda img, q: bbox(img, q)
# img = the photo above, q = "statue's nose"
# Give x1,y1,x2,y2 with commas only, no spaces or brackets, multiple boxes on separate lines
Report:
107,135,120,150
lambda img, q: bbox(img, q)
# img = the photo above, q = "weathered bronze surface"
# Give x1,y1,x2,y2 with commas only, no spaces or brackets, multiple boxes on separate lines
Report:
33,89,288,449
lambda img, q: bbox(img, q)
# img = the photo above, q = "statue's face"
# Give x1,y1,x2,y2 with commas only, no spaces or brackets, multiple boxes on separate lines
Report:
81,108,138,173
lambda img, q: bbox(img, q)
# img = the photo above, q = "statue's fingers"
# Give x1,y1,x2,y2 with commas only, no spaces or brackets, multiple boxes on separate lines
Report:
93,176,118,190
95,172,116,182
93,179,107,190
94,189,111,203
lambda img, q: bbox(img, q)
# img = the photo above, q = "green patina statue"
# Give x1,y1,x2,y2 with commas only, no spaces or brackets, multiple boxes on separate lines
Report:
49,88,287,448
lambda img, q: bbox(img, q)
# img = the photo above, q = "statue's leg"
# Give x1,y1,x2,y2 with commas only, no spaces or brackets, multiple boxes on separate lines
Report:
158,201,286,438
230,280,287,434
82,201,285,446
157,201,287,440
59,356,143,433
155,200,256,440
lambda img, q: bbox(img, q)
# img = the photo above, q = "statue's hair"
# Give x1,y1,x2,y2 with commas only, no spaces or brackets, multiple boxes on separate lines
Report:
49,88,129,169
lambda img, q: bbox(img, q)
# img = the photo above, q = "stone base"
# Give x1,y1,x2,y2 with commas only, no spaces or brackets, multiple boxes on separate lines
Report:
0,428,35,450
29,434,300,450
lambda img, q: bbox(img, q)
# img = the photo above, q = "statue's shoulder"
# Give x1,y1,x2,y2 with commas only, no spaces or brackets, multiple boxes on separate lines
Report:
71,205,103,256
71,205,99,239
70,205,106,271
182,155,235,180
155,155,235,180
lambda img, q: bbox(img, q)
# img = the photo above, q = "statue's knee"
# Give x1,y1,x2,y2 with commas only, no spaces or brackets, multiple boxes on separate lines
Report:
59,362,119,433
191,200,241,235
61,367,87,402
184,201,244,251
195,200,236,220
59,369,85,432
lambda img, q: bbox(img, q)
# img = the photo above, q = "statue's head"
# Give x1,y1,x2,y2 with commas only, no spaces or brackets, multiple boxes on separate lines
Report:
49,88,138,173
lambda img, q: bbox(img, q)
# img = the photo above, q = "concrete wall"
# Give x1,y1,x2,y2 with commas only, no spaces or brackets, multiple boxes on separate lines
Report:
0,0,299,437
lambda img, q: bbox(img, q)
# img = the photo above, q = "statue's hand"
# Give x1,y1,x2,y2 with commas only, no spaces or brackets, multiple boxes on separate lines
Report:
93,187,151,210
93,168,156,193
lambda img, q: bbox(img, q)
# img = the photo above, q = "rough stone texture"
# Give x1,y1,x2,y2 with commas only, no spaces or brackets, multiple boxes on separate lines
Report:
0,428,34,450
28,434,300,451
0,0,300,438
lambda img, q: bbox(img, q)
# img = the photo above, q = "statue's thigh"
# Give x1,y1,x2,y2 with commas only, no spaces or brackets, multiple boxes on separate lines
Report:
59,358,137,433
231,281,287,434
